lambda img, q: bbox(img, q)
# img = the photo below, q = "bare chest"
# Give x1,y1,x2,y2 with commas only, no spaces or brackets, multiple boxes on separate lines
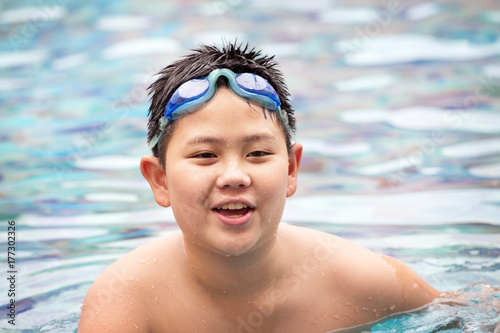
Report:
148,283,369,333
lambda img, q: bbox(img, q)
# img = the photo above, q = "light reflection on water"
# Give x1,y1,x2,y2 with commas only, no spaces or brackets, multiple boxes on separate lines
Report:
1,0,500,331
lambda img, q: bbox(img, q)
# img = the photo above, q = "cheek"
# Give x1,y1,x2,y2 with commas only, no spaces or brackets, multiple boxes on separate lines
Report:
167,166,212,207
168,171,210,235
257,163,289,196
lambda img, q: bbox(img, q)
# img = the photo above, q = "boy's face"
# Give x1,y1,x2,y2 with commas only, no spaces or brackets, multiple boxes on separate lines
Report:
151,86,301,257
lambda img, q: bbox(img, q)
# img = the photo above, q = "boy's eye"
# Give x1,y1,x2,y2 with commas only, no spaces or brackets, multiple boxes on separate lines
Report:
193,152,217,159
247,151,269,157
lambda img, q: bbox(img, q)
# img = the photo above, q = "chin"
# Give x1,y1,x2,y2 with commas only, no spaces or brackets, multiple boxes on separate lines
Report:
212,233,264,257
218,241,258,257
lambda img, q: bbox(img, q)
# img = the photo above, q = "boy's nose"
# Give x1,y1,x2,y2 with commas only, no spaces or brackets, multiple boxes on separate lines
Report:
216,161,251,189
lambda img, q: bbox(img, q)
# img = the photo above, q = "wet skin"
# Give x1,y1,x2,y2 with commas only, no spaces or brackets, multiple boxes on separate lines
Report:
78,87,439,332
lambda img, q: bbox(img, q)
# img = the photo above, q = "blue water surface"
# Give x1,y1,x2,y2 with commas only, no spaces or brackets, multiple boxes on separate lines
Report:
1,0,500,331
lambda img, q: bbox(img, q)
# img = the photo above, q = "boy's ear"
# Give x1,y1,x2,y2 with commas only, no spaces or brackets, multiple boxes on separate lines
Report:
140,156,171,207
286,142,303,198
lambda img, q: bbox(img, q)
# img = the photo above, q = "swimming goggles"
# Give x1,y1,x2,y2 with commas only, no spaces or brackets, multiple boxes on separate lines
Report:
148,68,293,149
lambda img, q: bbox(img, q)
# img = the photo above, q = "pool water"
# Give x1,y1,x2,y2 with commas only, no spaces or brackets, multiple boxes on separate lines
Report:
1,0,500,331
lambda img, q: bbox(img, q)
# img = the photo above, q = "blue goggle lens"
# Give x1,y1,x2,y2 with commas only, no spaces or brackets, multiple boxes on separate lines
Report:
166,79,210,118
235,73,281,107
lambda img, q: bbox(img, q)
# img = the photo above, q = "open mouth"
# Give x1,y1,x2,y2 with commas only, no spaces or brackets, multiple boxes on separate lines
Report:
214,202,253,218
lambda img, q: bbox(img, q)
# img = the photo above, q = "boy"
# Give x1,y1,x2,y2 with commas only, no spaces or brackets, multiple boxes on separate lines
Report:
78,42,439,332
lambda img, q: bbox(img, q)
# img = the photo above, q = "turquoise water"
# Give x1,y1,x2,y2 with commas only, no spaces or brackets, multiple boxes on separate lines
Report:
1,0,500,331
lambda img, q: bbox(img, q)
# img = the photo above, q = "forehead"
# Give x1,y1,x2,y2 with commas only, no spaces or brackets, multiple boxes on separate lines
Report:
167,87,286,147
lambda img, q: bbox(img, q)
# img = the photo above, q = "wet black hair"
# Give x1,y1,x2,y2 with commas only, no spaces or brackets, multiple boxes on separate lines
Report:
147,41,296,167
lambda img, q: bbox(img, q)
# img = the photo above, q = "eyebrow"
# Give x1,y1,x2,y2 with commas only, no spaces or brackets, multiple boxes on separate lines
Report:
186,136,224,146
186,133,277,146
243,133,277,144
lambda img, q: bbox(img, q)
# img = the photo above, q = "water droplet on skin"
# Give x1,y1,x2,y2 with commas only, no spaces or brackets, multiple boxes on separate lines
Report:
90,322,94,326
135,324,139,329
153,258,157,264
155,297,158,302
152,285,155,289
390,304,396,310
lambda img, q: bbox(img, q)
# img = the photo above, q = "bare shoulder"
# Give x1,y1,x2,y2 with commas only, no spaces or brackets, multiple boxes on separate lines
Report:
279,224,439,315
78,231,182,333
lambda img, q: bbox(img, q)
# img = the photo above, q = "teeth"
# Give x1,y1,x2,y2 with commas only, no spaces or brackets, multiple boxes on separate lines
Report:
219,202,248,210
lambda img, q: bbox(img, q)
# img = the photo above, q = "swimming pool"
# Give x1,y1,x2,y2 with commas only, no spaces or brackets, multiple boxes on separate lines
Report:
1,0,499,331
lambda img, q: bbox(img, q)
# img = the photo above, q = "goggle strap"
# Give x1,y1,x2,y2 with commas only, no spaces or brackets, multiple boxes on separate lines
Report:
148,133,161,150
148,116,169,150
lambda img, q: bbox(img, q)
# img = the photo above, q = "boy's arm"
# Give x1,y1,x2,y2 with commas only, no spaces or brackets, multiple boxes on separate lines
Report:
378,254,440,311
334,239,440,322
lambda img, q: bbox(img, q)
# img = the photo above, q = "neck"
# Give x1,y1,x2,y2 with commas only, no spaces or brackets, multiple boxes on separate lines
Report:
180,234,285,297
